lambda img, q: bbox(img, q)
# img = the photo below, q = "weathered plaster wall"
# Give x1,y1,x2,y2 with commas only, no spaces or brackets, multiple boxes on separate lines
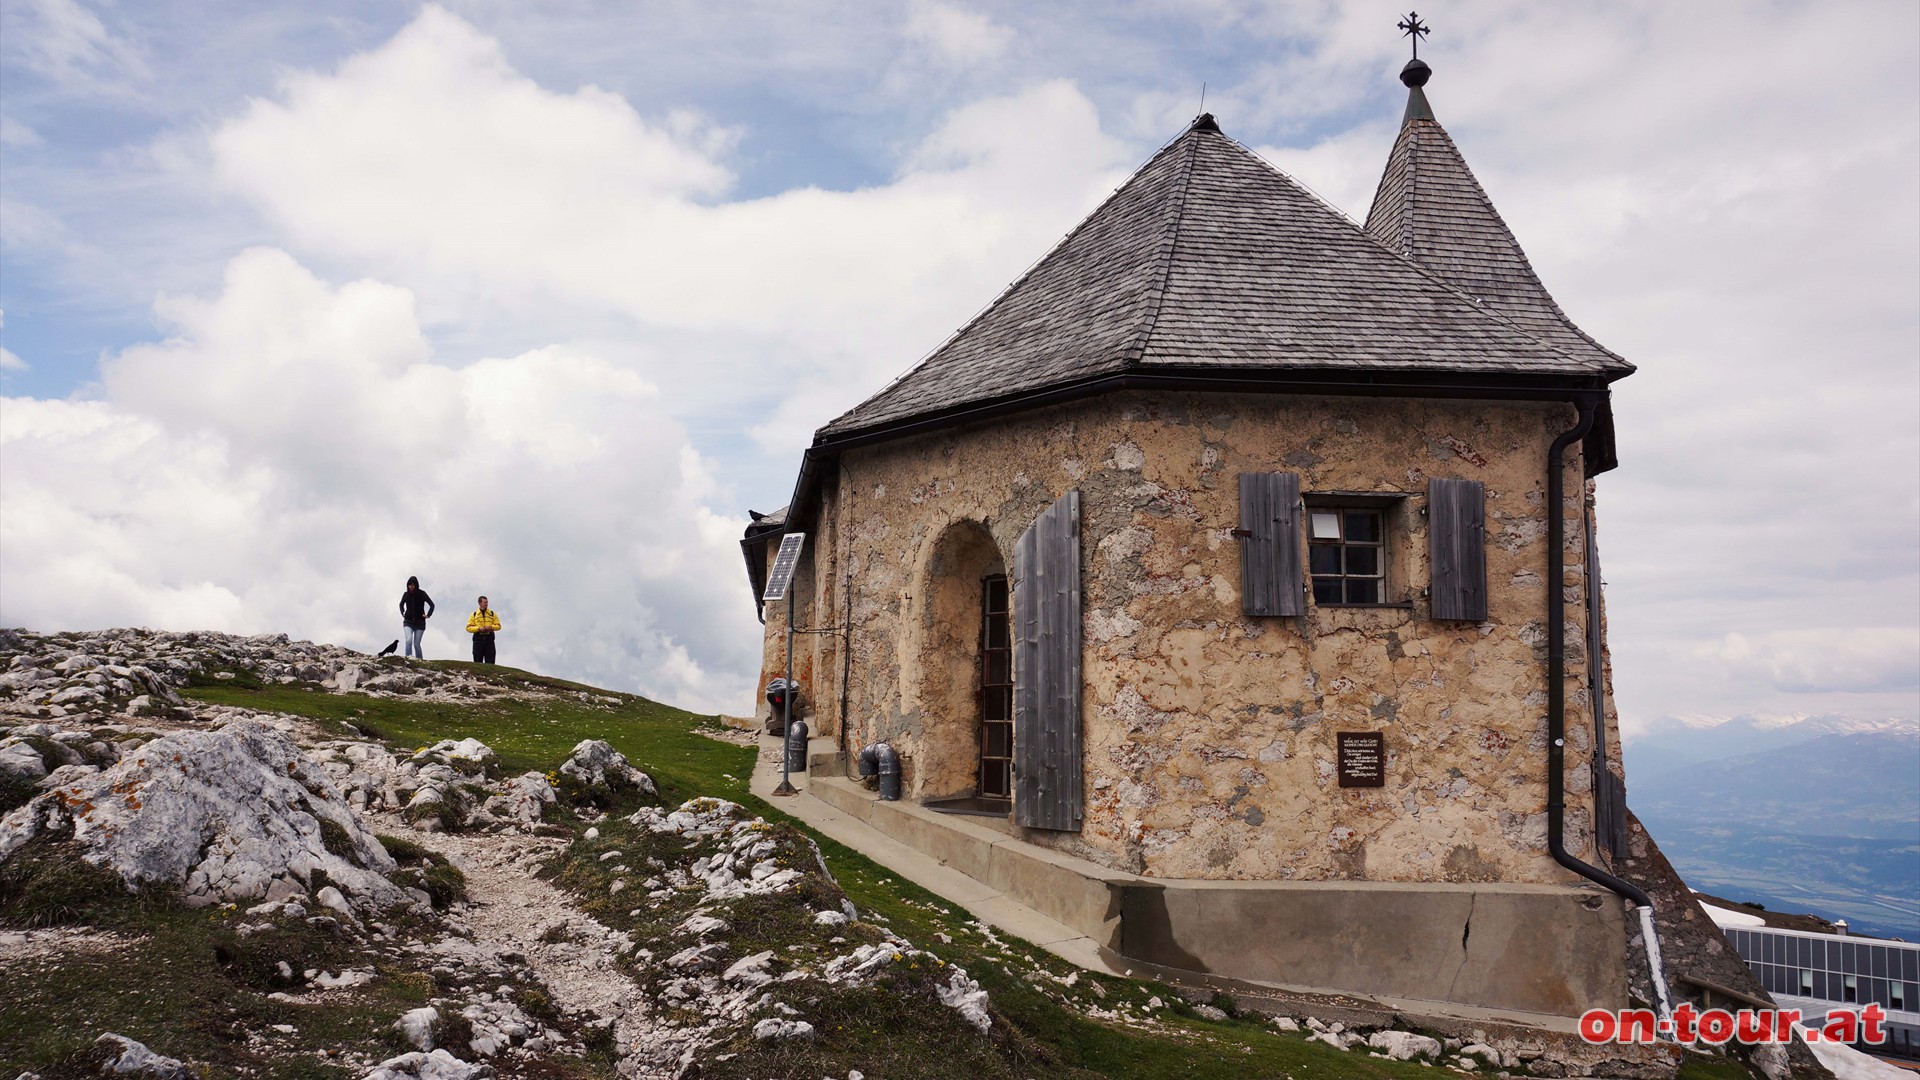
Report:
774,390,1621,886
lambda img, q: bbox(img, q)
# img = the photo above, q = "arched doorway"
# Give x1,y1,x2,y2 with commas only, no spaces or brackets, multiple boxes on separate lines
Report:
914,519,1010,809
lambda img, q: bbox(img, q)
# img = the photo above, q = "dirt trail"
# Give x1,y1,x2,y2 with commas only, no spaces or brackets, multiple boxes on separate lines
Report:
398,824,693,1078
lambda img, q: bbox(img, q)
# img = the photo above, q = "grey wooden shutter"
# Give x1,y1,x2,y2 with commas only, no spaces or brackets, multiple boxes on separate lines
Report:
1428,478,1487,621
1012,490,1082,832
1238,472,1303,617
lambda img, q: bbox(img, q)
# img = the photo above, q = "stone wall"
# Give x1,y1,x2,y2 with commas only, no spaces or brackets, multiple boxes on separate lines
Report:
762,390,1622,886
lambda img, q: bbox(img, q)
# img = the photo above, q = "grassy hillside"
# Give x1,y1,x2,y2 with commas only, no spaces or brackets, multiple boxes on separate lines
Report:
180,663,1451,1079
3,656,1753,1078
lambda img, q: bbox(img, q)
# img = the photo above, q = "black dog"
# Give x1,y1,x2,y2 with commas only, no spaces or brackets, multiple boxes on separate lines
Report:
377,639,399,657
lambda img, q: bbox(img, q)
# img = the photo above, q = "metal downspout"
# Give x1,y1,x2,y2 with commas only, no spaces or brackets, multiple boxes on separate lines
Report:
1585,501,1622,857
1546,400,1674,1021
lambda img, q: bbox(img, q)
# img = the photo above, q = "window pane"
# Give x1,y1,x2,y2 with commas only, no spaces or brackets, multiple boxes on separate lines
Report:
984,576,1008,612
1313,579,1342,605
985,652,1010,685
1346,547,1379,577
983,723,1010,757
983,691,1008,724
1345,578,1380,603
981,760,1010,798
1344,511,1381,543
986,618,1009,649
1309,546,1341,575
1311,512,1341,540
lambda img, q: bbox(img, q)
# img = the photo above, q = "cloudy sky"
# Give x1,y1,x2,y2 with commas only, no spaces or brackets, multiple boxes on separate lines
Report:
1,0,1915,729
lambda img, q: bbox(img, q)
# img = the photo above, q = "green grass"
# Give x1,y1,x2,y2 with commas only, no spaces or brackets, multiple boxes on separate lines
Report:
0,876,600,1078
376,833,468,910
187,661,738,807
175,667,1505,1079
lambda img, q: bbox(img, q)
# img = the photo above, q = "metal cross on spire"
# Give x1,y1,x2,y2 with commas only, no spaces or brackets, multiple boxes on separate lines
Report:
1397,11,1430,60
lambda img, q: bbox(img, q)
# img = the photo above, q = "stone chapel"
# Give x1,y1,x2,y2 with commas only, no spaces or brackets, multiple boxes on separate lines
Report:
739,59,1743,1020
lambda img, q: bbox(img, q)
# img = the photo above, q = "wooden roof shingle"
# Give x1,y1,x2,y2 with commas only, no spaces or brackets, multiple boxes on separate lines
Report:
1363,86,1630,376
820,110,1626,441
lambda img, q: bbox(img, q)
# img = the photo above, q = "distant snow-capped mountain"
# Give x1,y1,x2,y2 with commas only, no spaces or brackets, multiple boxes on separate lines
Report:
1622,717,1920,939
1623,713,1918,769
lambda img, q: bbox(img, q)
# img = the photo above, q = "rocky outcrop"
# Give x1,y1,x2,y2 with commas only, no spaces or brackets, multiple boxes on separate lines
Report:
559,739,655,796
0,628,530,731
83,1032,193,1078
1,720,404,910
0,628,345,723
310,738,566,833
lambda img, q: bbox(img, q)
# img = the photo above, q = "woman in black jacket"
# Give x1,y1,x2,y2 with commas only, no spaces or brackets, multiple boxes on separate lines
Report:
399,576,435,659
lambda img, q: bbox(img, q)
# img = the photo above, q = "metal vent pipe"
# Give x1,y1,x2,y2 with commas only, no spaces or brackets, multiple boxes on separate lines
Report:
874,743,900,801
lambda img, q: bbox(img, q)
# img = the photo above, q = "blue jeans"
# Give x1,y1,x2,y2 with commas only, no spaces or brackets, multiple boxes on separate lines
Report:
403,625,425,658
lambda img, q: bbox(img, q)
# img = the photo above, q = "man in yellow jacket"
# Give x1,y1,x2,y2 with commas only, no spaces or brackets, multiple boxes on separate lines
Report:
466,596,502,665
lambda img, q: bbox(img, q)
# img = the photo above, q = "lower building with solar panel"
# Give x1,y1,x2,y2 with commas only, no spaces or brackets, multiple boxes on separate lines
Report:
737,57,1830,1060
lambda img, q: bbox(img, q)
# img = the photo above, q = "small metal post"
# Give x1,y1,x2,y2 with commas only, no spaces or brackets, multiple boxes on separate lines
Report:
771,587,799,797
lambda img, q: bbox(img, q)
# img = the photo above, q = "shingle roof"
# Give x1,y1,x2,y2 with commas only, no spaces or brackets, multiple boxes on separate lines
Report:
820,113,1624,440
1363,86,1629,376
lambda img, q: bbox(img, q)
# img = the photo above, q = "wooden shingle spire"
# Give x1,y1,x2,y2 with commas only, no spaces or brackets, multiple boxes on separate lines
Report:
1363,59,1630,376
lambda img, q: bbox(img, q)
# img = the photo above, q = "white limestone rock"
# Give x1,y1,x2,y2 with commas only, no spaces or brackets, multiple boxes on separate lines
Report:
751,1018,815,1041
362,1048,493,1080
34,763,100,790
558,739,655,795
315,886,356,920
91,1032,192,1078
476,772,555,828
0,721,402,909
1367,1030,1442,1061
0,738,48,779
936,969,993,1034
676,913,730,937
459,996,542,1057
665,942,728,972
723,950,776,988
1753,1041,1792,1080
397,999,441,1045
418,739,493,765
1459,1042,1501,1066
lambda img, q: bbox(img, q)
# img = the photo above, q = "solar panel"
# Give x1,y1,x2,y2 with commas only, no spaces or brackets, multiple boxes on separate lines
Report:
761,533,807,602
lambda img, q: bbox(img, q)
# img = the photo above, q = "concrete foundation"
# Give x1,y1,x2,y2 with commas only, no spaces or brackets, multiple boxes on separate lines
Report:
810,764,1629,1018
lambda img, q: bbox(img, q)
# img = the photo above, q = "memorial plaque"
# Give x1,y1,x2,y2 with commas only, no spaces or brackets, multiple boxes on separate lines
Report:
1336,731,1385,788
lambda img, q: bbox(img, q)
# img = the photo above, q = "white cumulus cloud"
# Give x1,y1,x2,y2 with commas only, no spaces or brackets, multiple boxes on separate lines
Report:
0,248,758,712
905,2,1015,67
1704,629,1920,697
205,7,1131,447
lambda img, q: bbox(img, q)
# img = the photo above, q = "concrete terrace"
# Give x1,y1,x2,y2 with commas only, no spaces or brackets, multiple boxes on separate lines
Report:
751,733,1641,1044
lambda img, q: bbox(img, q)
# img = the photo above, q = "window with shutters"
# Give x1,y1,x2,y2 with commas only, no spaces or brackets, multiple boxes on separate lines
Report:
1301,493,1410,608
1427,478,1488,621
1308,508,1386,604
